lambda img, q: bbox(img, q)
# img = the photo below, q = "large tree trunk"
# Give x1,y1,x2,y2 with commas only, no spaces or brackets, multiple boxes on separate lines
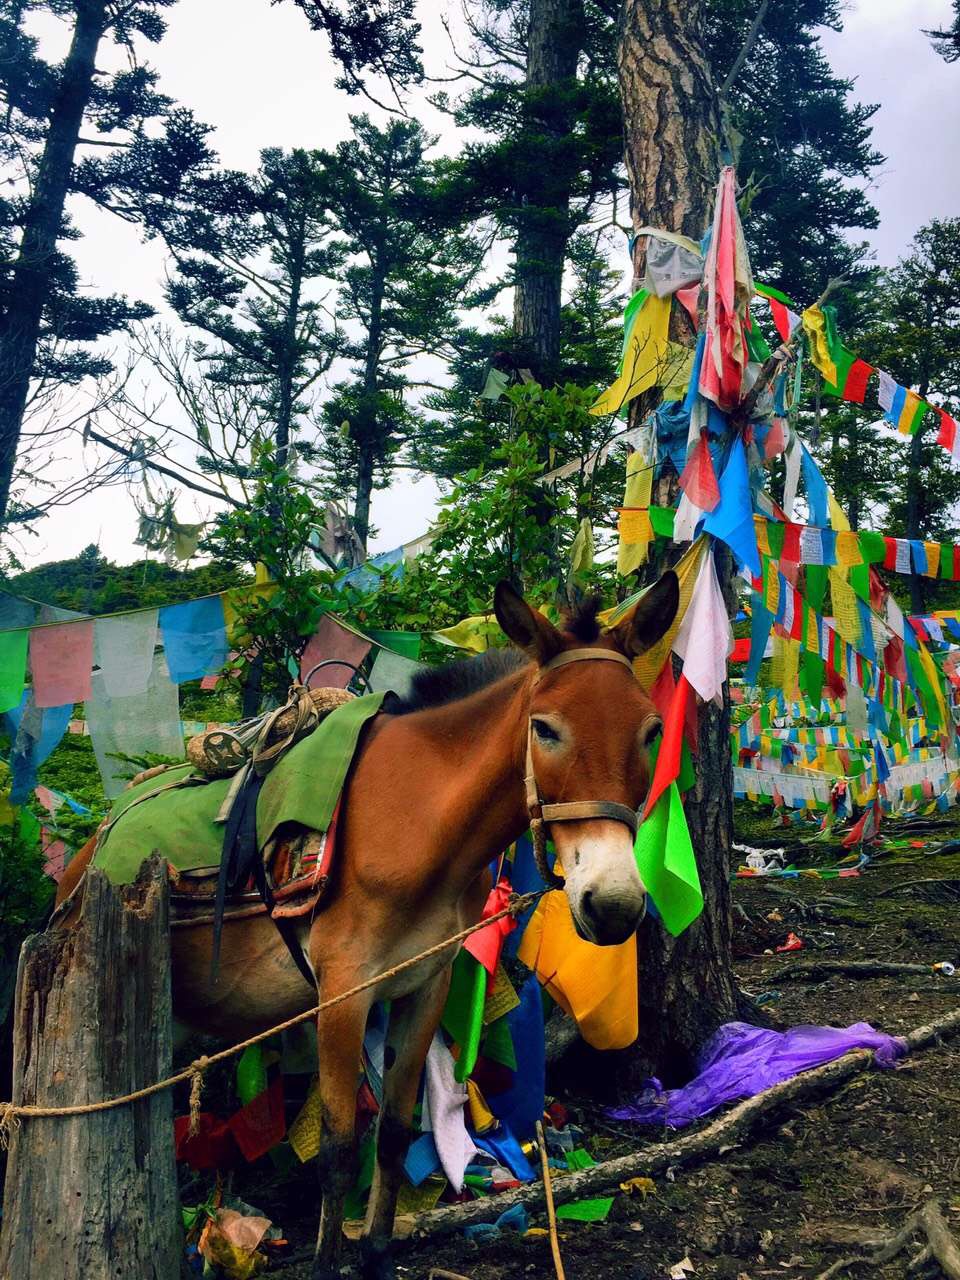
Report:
0,0,108,525
618,0,741,1083
0,858,182,1280
511,0,584,382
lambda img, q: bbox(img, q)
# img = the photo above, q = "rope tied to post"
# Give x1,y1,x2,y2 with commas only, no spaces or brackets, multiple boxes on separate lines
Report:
0,889,545,1139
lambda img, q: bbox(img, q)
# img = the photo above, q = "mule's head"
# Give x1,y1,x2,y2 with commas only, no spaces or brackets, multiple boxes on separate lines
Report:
494,572,679,945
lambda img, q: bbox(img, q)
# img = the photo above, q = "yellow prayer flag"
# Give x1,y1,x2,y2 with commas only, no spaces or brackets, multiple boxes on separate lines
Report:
433,614,503,653
754,516,771,557
617,509,653,543
591,295,672,416
924,541,941,578
801,305,838,386
617,450,654,576
570,516,595,576
764,565,781,616
827,489,851,532
517,890,638,1050
835,531,863,568
661,343,695,402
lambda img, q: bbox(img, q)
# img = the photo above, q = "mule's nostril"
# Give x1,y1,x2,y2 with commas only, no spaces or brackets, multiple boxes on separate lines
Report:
582,888,597,920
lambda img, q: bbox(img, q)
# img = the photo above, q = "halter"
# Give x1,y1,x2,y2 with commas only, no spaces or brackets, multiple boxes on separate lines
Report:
524,647,642,890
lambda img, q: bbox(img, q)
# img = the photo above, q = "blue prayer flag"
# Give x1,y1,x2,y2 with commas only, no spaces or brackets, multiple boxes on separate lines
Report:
702,438,761,576
159,596,228,684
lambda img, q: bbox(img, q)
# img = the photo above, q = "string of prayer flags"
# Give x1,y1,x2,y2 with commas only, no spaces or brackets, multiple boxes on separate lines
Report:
801,305,873,404
877,369,928,436
754,283,801,342
936,408,960,462
29,619,94,709
159,596,228,684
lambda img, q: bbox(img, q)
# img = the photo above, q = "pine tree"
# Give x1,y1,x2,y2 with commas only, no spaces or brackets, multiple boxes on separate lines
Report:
0,0,230,527
316,116,486,548
282,0,423,101
926,3,960,62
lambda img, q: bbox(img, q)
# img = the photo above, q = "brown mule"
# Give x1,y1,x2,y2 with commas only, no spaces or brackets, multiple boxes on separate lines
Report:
54,573,679,1280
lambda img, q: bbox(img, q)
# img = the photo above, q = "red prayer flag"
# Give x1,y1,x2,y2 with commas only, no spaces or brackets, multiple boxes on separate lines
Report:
30,620,94,709
731,637,751,662
642,674,690,821
463,879,517,974
228,1076,285,1162
781,523,802,563
678,432,721,511
883,537,898,571
937,408,958,453
841,359,873,405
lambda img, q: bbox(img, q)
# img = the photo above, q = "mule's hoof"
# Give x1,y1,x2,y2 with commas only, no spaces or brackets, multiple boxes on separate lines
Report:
359,1237,396,1280
311,1263,346,1280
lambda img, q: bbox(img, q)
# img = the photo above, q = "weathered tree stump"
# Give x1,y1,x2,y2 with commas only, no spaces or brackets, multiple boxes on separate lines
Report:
0,857,182,1280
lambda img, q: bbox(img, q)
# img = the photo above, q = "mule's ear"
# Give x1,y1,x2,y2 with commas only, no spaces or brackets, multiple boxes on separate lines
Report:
610,570,680,658
493,581,563,664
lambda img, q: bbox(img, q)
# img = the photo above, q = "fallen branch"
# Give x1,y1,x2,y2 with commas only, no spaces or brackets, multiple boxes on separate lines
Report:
776,960,943,983
410,1008,960,1241
814,1199,960,1280
875,877,960,898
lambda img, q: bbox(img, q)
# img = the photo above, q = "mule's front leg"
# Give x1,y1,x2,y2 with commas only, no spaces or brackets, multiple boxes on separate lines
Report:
360,967,452,1280
313,991,369,1280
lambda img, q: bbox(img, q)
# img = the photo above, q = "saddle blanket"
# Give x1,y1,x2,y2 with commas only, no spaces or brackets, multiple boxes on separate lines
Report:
92,693,385,896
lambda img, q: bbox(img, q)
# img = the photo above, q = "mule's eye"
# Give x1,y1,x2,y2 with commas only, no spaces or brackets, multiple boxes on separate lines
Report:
532,718,561,744
640,717,663,748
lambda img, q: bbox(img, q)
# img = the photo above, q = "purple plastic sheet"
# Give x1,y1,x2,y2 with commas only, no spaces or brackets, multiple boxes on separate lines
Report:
609,1021,907,1129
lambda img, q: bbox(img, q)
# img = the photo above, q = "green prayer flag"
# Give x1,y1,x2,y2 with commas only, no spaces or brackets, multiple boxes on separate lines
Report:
480,1014,516,1070
940,544,954,579
0,628,28,714
236,1045,268,1107
442,950,487,1083
367,629,421,659
619,289,650,370
766,522,785,560
556,1149,614,1222
649,505,676,538
858,531,886,564
634,781,702,936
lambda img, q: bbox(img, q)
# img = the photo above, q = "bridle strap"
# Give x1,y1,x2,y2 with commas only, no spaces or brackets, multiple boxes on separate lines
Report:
524,647,641,890
532,647,634,685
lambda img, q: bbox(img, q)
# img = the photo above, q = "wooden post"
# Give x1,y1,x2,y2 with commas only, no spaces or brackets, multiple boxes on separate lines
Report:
0,857,182,1280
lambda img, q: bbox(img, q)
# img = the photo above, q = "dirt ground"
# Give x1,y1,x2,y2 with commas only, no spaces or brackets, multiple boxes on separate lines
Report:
250,808,960,1280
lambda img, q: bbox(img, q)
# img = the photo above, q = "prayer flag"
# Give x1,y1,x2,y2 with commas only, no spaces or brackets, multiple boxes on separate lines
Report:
679,431,721,512
699,167,753,411
702,438,760,575
591,294,672,416
672,553,731,705
634,781,703,936
0,628,29,714
93,609,159,698
300,615,371,689
30,620,94,709
159,596,228,684
755,283,801,342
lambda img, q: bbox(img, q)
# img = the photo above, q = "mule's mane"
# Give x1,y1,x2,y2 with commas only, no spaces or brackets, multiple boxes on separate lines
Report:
384,597,605,716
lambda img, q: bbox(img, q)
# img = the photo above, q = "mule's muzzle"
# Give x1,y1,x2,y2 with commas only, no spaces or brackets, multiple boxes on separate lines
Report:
576,885,647,946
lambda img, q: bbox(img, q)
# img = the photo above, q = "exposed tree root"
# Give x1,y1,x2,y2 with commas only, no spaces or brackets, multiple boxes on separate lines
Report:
814,1200,960,1279
410,1008,960,1241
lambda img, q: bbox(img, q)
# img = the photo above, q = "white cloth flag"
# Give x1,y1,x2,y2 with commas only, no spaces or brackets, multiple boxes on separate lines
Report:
93,609,159,697
782,434,802,519
86,650,183,798
421,1032,479,1192
800,526,824,566
877,370,897,412
366,648,424,700
673,553,732,705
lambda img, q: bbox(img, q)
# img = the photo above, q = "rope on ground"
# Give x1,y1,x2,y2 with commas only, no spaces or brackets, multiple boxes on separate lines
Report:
536,1119,566,1280
0,889,544,1147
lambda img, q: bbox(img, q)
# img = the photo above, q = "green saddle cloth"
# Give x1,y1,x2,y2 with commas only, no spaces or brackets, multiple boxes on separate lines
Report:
93,692,385,885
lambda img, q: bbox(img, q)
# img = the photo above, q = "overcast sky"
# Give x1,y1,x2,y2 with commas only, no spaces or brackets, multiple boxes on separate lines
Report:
16,0,960,569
